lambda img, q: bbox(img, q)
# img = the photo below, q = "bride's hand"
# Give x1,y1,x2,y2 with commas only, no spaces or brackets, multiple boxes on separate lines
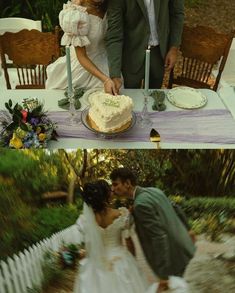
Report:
79,249,86,259
157,280,169,293
104,78,118,95
72,0,81,5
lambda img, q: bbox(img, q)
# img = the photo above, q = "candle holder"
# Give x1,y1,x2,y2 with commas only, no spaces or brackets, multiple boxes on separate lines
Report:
137,91,152,128
68,89,80,125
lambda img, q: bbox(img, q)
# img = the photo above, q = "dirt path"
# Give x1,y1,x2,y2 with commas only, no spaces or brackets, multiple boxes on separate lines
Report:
46,234,235,293
184,234,235,293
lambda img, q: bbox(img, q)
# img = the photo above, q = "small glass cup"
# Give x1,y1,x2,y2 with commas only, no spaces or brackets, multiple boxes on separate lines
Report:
137,91,153,128
68,88,80,125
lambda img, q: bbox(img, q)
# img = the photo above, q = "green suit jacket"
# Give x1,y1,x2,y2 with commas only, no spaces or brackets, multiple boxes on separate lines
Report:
133,186,195,279
105,0,184,78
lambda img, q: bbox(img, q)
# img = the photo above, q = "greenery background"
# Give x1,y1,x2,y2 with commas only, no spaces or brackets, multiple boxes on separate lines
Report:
0,0,203,31
1,149,235,261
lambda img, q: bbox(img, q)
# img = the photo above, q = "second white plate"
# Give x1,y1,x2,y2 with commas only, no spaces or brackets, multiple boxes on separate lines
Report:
167,87,207,109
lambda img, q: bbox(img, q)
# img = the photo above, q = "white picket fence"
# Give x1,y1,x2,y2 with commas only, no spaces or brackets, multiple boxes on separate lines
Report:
0,224,82,293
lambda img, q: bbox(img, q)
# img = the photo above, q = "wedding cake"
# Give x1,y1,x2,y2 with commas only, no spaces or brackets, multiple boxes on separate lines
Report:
88,91,134,132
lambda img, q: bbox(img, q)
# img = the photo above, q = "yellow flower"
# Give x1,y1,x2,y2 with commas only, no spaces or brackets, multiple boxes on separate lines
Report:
9,133,23,149
38,133,46,141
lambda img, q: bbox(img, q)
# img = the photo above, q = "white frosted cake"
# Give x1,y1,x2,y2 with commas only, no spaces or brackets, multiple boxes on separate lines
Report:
88,91,134,132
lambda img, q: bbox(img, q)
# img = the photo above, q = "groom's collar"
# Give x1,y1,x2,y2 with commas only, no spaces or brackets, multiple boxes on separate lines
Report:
133,186,143,200
132,186,137,199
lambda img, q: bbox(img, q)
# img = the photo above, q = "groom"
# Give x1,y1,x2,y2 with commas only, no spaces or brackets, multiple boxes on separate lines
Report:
110,168,196,292
105,0,184,92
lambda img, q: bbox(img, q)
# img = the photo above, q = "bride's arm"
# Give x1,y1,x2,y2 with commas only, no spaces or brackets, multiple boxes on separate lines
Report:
125,237,136,257
75,46,117,94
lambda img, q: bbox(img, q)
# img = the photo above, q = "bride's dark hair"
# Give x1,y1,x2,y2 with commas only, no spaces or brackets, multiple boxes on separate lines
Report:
82,180,111,212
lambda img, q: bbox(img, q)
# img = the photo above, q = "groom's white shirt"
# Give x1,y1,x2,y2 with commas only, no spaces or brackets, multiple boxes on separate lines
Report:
144,0,159,46
132,186,137,200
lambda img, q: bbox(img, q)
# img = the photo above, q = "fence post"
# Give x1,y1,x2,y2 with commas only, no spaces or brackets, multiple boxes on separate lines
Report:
13,254,28,293
1,260,15,293
0,267,7,293
7,257,22,293
19,251,32,290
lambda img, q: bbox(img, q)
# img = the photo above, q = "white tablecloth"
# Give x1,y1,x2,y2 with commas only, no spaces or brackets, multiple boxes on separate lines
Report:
1,88,235,149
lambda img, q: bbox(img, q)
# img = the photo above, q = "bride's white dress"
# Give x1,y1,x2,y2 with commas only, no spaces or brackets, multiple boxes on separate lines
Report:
46,1,108,90
74,206,157,293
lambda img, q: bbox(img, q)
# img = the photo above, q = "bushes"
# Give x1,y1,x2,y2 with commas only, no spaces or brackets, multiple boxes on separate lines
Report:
0,0,66,31
30,203,82,243
181,197,235,218
0,185,35,260
170,196,235,240
185,0,203,7
0,202,83,261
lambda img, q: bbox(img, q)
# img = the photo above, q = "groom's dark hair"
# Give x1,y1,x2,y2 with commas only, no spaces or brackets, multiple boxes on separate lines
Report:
110,168,137,185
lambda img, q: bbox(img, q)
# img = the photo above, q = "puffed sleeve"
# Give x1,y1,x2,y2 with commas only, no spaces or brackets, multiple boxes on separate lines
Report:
59,1,90,47
120,207,134,239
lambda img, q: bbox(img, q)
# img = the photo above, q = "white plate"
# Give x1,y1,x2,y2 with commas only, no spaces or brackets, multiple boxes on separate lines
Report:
167,87,207,109
80,88,103,106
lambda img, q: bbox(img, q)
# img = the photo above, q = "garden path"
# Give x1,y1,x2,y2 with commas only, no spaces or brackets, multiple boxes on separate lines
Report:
44,234,235,293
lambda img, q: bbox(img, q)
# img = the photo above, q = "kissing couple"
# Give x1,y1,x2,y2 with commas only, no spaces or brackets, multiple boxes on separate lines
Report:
74,168,196,293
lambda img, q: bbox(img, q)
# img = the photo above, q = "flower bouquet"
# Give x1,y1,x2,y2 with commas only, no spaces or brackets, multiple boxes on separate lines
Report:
59,242,85,268
0,98,57,148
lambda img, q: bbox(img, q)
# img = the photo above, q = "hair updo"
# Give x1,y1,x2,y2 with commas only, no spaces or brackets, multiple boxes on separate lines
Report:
82,180,111,212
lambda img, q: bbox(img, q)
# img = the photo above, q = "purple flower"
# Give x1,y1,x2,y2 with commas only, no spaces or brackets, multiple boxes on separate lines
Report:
30,117,40,126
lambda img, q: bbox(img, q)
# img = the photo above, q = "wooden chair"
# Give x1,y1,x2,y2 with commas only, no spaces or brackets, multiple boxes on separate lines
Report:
0,27,60,89
0,17,42,80
0,17,42,35
168,25,234,91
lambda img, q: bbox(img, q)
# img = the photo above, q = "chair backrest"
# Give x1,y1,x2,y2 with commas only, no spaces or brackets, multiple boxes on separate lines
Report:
0,27,60,89
0,17,42,35
168,25,234,91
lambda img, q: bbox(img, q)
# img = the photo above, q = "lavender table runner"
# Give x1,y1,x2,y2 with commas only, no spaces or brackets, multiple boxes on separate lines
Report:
48,109,235,144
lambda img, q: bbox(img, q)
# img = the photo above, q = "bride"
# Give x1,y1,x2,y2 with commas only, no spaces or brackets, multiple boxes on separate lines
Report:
46,0,117,94
74,180,157,293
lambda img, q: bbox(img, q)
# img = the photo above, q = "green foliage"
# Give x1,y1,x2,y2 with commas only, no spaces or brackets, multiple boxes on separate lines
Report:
102,149,172,189
185,0,203,7
191,212,233,241
30,205,80,243
0,0,66,31
41,250,65,290
0,149,59,203
0,185,35,260
0,0,22,17
162,150,235,197
171,196,235,241
180,197,235,218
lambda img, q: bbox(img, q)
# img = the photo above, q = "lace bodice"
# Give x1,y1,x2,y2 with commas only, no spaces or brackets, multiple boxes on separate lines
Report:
99,207,131,249
77,207,131,250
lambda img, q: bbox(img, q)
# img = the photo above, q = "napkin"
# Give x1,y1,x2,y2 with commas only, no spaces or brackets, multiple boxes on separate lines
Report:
150,90,166,111
58,87,85,110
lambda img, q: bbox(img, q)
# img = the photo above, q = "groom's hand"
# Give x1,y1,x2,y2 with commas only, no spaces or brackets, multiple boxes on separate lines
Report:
112,78,122,95
157,279,169,293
